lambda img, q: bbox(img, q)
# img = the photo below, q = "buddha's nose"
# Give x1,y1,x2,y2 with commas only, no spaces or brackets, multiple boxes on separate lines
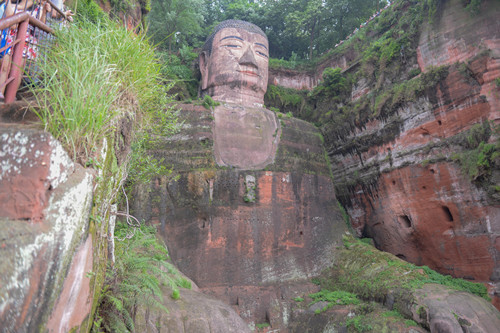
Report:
239,47,258,68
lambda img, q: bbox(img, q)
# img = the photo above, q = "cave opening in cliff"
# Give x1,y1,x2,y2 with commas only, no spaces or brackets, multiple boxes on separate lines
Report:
398,215,412,228
441,205,454,222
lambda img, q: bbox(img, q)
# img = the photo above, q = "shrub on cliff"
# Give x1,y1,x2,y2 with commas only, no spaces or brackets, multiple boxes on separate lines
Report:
31,17,177,163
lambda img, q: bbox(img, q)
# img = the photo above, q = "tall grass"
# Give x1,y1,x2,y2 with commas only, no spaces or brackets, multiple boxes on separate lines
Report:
32,17,176,162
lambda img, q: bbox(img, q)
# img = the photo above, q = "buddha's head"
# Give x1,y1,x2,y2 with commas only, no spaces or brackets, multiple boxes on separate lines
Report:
199,20,269,106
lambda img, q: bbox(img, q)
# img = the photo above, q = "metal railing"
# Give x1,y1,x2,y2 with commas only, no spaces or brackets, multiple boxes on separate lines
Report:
0,0,69,104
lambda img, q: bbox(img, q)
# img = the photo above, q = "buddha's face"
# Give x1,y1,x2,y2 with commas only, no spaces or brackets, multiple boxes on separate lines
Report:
200,27,269,105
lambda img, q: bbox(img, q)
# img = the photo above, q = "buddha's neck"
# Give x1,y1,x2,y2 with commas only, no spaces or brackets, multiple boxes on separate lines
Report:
208,87,265,108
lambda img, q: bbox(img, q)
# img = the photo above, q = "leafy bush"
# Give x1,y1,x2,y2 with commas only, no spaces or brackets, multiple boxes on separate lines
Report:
256,322,270,329
157,51,199,99
202,94,220,109
321,67,349,96
463,0,483,15
75,0,106,23
453,141,498,181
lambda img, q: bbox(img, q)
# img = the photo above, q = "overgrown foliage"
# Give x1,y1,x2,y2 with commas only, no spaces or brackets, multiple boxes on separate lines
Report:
31,18,176,163
156,48,199,100
448,121,500,198
30,14,181,331
333,236,489,300
93,221,191,332
74,0,107,23
309,289,360,314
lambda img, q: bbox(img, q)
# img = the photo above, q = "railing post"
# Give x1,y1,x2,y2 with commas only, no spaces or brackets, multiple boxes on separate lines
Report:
4,18,29,104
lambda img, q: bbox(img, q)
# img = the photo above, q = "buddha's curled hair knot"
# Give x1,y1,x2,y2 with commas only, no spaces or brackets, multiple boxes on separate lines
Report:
202,20,267,55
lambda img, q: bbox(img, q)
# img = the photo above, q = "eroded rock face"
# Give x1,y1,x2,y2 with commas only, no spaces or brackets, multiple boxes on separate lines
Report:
0,125,94,332
355,163,499,281
132,104,346,329
134,287,251,333
413,284,500,333
336,61,500,284
0,125,74,221
269,68,318,90
325,0,500,294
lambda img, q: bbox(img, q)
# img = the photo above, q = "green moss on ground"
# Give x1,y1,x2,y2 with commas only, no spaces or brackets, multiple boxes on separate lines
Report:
316,235,489,303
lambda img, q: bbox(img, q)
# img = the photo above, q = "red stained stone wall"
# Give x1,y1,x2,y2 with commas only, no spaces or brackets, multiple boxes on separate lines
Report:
328,0,500,296
355,164,499,281
131,105,347,328
153,171,343,288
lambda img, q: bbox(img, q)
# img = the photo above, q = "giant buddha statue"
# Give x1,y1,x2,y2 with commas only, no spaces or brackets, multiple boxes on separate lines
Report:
199,20,280,169
132,20,346,330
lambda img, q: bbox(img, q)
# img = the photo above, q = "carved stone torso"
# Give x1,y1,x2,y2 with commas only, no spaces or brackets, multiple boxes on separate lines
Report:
213,103,280,169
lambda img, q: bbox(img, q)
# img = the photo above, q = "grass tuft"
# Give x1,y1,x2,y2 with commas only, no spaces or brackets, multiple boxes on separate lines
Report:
31,17,176,164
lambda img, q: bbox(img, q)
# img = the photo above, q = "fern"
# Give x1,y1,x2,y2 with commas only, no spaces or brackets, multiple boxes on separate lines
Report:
93,221,190,332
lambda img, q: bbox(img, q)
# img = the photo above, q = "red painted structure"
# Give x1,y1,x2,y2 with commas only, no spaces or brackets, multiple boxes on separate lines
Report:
0,0,67,103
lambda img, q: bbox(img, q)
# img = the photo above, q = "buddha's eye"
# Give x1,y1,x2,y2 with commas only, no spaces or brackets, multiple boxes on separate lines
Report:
256,51,268,58
225,44,241,48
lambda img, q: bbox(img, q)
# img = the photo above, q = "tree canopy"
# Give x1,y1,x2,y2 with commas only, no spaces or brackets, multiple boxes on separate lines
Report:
148,0,387,60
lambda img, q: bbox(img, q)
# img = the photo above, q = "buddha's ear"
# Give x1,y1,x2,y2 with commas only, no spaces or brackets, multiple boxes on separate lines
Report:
199,51,209,90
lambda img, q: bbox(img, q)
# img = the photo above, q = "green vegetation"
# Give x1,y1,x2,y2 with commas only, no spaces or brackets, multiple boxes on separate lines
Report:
93,222,190,332
31,18,176,163
157,49,199,99
269,52,307,69
256,322,270,329
453,142,498,181
74,0,107,23
334,236,489,300
309,289,360,313
345,316,373,332
293,296,304,302
148,0,204,51
463,0,483,15
264,84,311,119
311,67,351,101
202,94,220,109
145,0,386,59
450,121,500,195
30,12,181,332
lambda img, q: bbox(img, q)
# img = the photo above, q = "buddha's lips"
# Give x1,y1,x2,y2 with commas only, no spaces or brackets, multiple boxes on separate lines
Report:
238,70,259,76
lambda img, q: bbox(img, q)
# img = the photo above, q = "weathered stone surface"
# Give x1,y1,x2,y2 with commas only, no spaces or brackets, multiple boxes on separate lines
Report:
269,68,318,90
318,238,500,333
323,0,500,301
201,281,320,329
332,58,500,287
417,0,500,71
0,124,75,221
213,103,280,169
148,170,342,288
134,287,251,333
0,126,94,332
132,104,346,329
412,284,500,333
46,235,94,333
356,163,499,281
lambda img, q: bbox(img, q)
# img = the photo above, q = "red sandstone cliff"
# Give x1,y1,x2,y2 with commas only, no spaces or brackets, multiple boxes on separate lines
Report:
267,0,500,305
327,0,500,300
